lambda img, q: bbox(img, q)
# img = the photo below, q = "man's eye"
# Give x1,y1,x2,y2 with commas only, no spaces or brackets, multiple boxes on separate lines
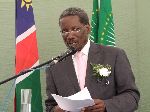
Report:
73,28,80,31
61,30,67,33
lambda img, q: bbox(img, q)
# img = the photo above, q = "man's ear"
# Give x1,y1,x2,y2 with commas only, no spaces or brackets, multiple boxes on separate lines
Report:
85,25,91,34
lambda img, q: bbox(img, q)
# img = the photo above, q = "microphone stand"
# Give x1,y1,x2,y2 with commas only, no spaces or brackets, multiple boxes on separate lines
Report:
0,48,76,85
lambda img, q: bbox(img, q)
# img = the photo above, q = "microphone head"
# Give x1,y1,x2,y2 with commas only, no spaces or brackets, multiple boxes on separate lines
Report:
69,46,77,55
57,47,77,62
69,46,75,51
67,46,77,55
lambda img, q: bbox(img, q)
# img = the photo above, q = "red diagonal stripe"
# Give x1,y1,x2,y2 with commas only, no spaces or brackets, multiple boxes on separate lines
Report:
15,31,39,74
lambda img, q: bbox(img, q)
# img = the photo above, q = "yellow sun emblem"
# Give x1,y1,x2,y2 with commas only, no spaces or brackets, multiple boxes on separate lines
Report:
21,0,32,11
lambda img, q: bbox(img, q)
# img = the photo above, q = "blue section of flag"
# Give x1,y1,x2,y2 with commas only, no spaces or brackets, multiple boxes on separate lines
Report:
16,0,35,37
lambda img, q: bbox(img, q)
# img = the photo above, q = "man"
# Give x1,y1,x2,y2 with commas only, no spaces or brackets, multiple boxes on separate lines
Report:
45,7,140,112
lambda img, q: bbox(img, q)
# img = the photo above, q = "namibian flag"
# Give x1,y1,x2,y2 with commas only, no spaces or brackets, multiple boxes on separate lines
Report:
15,0,43,111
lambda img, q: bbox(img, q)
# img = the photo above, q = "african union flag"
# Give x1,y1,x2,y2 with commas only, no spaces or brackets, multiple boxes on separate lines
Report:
15,0,43,111
90,0,116,46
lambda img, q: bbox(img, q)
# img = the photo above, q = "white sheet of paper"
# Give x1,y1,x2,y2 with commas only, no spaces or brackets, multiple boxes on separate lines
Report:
51,87,94,112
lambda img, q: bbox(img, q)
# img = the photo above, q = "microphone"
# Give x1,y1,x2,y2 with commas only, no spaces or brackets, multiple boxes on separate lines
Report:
0,47,77,85
55,46,77,63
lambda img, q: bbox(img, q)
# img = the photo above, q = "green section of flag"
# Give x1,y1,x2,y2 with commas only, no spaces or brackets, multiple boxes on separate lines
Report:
90,0,115,46
15,70,43,112
90,0,99,43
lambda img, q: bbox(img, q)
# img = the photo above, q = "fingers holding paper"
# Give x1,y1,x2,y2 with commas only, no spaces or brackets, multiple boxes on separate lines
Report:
81,99,106,112
53,105,65,112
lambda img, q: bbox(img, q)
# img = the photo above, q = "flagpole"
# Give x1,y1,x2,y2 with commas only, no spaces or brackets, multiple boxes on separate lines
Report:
14,0,17,112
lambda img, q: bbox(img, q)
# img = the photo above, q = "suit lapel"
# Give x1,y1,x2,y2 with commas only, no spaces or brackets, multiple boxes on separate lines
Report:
85,42,104,87
88,42,104,64
65,56,81,92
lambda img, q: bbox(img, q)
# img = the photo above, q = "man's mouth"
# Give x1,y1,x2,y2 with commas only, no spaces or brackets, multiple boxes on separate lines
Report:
68,42,77,47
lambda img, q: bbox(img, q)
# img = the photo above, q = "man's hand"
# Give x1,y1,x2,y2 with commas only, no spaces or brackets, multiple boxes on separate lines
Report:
81,99,106,112
53,105,65,112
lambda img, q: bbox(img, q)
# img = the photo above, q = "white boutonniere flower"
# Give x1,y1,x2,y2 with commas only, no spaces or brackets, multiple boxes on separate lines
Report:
99,67,111,77
91,63,111,85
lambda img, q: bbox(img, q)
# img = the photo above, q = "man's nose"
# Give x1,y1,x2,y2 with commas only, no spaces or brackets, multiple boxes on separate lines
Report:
66,32,75,39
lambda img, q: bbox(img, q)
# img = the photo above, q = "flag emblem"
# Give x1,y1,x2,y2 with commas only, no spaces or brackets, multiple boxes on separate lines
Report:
21,0,32,11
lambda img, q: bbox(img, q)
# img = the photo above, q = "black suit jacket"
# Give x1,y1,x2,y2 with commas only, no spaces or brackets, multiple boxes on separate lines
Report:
45,42,140,112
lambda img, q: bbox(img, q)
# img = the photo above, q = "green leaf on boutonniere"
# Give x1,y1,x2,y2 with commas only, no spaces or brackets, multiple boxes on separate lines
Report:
91,63,111,79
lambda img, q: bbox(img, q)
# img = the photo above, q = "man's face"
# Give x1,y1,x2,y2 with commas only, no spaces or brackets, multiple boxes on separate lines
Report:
59,15,90,51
